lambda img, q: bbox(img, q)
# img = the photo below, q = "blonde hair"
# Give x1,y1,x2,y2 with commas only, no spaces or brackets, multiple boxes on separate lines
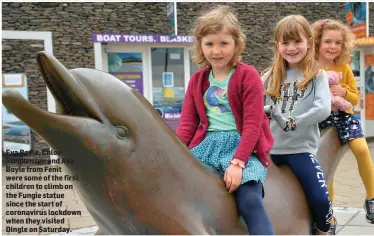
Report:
264,15,319,98
311,19,355,65
190,5,246,68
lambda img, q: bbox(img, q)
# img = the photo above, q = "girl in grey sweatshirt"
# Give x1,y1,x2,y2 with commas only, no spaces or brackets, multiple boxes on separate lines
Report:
262,15,332,235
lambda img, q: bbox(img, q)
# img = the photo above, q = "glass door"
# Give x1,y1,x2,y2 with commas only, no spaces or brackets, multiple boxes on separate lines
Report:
150,47,186,131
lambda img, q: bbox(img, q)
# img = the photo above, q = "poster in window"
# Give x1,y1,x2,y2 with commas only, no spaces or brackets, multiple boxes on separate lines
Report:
108,53,144,95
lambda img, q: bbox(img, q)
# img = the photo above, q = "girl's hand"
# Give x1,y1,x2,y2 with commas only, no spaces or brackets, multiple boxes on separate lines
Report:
330,84,346,97
271,106,282,116
264,105,273,114
224,159,243,193
272,107,287,130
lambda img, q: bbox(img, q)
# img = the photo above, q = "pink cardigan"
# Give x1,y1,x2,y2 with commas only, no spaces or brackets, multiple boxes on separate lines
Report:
176,61,274,167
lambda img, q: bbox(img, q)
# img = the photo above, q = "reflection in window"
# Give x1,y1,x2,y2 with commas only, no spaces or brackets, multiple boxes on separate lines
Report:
151,48,185,131
189,50,199,78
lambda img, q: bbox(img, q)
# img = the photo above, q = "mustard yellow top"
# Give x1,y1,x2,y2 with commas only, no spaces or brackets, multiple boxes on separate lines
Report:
322,63,360,114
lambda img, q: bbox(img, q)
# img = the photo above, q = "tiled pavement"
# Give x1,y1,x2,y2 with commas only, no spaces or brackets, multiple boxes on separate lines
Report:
2,141,374,235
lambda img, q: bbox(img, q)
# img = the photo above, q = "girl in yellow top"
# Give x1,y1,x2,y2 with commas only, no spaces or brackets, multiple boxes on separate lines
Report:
312,19,374,234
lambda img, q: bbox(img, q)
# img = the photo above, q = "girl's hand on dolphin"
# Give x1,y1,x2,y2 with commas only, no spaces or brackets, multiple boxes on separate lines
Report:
224,159,244,193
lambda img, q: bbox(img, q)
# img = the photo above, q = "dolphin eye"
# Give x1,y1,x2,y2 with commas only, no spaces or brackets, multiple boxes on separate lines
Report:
114,126,130,139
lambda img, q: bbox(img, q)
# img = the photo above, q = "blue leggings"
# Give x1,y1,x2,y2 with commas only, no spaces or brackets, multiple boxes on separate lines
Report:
235,181,275,235
271,153,333,232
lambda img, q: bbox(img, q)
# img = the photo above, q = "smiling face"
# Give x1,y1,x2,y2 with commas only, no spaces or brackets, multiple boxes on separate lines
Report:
277,34,311,67
318,29,343,63
201,28,236,72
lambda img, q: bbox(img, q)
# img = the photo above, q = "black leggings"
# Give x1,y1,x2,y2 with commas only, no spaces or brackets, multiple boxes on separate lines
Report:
271,152,333,232
235,181,275,235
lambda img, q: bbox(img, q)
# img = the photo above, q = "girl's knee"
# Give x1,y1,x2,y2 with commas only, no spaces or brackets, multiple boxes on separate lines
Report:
235,183,264,216
236,189,262,210
349,138,370,157
351,146,368,157
235,187,274,235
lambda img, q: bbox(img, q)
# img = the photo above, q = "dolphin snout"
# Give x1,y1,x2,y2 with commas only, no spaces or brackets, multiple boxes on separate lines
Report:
36,51,108,125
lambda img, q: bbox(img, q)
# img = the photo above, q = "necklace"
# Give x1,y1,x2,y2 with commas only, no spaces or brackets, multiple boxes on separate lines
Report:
323,65,335,71
320,61,336,71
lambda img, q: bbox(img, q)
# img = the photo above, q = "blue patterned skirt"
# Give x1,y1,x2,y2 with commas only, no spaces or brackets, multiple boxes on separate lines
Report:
191,131,267,184
319,111,364,144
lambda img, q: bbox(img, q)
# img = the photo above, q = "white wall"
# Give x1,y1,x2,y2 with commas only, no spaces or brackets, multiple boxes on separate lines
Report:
2,30,58,161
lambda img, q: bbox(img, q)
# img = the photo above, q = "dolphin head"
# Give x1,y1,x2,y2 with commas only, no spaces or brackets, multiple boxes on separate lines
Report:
3,51,142,163
2,51,190,233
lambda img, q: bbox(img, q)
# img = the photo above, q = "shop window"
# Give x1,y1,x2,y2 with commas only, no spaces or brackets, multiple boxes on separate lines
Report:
151,48,185,131
107,52,144,96
189,50,199,78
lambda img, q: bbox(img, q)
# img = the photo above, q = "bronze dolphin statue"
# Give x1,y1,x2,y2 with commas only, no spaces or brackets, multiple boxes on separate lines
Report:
2,51,349,235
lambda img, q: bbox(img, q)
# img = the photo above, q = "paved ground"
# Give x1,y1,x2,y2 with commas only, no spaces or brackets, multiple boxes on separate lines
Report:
2,141,374,235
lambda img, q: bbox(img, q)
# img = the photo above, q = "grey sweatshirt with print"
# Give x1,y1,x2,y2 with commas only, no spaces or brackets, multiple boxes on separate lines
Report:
263,68,331,155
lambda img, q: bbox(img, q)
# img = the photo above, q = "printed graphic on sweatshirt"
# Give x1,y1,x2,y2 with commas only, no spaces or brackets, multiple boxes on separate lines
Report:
205,86,230,114
272,81,306,118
